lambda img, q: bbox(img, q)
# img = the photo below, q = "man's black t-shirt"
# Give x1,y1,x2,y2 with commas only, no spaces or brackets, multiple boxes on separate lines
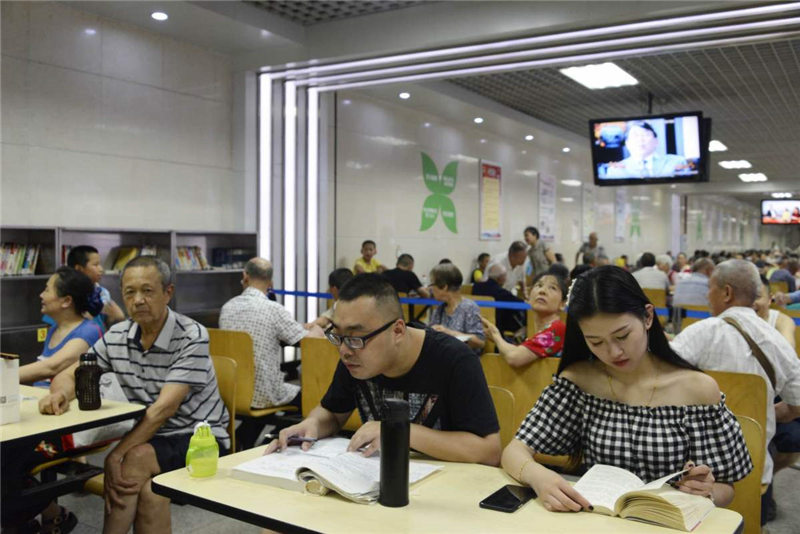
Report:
382,268,424,295
320,328,499,437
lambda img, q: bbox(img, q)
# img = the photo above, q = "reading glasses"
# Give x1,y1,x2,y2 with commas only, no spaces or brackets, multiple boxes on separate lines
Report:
325,319,399,349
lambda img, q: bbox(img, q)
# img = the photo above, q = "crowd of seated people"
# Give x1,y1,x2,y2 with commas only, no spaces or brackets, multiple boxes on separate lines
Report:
16,232,800,533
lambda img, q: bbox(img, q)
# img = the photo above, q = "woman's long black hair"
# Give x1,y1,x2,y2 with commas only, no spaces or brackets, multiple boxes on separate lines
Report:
557,265,699,375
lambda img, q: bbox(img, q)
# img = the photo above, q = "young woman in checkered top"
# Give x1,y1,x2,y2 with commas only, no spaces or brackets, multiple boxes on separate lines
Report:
502,265,753,512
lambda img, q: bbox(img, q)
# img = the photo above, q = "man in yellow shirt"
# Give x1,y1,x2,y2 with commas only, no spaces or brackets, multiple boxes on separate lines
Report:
353,240,386,274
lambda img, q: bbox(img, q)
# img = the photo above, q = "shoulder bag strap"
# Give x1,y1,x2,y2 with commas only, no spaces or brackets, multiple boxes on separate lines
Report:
721,316,777,390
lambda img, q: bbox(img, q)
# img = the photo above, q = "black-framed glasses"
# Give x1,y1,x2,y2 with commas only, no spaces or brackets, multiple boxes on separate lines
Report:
325,319,399,350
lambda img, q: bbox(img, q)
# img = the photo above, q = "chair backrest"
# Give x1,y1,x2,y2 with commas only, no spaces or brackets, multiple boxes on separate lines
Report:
488,386,515,448
397,292,410,322
299,337,362,431
783,308,800,358
480,353,559,432
465,295,496,353
207,328,257,414
704,370,768,438
460,284,473,295
210,355,237,454
642,287,667,307
728,415,764,534
678,305,710,332
770,281,788,295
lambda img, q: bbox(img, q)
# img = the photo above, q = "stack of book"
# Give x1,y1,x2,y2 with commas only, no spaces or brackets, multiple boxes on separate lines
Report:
175,246,210,271
0,243,41,276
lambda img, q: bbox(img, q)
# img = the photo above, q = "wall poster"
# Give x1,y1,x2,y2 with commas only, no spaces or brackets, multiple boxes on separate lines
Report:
582,184,595,241
538,174,556,243
479,160,502,240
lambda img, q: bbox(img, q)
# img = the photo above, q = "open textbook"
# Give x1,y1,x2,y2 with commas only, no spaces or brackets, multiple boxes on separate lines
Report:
573,464,714,532
232,437,442,504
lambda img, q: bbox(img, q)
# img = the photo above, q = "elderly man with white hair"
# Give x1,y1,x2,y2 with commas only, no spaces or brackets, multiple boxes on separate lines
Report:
671,259,800,524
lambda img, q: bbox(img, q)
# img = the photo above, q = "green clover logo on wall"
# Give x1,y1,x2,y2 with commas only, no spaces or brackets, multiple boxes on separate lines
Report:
420,152,458,233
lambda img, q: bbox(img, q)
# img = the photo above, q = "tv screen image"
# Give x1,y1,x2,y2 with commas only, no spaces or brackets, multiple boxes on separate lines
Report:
590,111,707,186
762,200,800,225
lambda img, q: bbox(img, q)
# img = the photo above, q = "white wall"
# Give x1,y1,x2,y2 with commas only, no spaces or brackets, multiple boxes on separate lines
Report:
1,2,247,231
333,88,675,277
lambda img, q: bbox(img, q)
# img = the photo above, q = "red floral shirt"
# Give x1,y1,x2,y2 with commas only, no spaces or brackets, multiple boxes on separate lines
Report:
521,320,566,358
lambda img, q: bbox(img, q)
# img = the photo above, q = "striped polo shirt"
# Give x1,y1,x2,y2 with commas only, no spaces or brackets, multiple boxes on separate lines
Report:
89,307,230,449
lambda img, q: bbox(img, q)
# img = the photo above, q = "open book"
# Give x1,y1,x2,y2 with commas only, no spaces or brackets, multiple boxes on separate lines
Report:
573,464,714,532
232,437,441,504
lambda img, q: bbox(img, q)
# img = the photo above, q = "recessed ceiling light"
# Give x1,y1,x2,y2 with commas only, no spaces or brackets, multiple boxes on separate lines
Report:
562,147,571,153
708,140,728,152
521,150,527,155
771,192,793,198
260,29,271,38
84,28,97,35
423,122,431,128
341,99,351,105
473,117,484,124
560,197,575,203
480,139,487,144
718,160,751,169
738,173,767,182
524,134,534,141
151,11,168,21
559,62,638,90
398,92,411,100
561,179,582,187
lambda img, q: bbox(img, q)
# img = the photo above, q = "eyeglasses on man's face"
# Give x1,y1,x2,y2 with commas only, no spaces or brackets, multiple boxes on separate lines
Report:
325,318,399,350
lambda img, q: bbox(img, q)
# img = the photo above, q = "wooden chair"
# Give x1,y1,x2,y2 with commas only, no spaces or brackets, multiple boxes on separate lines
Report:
770,281,789,295
728,415,765,534
783,308,800,358
704,370,767,439
642,288,668,325
210,355,238,454
678,304,710,332
466,294,496,353
299,337,362,431
488,386,515,448
207,329,299,448
460,284,473,295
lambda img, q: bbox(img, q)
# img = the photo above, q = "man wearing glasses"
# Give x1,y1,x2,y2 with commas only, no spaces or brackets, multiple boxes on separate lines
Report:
265,274,501,466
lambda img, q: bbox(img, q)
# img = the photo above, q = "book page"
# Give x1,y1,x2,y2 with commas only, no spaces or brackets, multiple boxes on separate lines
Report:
302,437,353,458
234,449,312,482
638,468,689,491
573,464,645,513
300,452,380,496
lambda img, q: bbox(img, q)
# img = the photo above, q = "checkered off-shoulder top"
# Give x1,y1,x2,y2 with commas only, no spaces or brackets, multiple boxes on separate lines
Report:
516,376,753,483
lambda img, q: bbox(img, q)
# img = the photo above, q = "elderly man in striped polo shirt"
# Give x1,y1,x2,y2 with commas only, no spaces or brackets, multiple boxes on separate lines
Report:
39,256,229,533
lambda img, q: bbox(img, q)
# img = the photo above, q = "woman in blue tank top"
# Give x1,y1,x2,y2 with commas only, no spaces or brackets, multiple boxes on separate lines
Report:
20,267,103,386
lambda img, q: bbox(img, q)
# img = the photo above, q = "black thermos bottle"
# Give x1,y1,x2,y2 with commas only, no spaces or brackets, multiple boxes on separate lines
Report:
379,398,410,507
74,353,102,410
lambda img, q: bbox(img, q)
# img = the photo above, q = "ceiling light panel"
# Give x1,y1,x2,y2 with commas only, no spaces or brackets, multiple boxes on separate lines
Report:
708,140,728,152
718,160,752,169
738,173,768,182
559,62,638,89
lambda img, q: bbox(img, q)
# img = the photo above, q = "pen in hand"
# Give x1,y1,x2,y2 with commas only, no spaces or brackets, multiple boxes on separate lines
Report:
264,434,318,449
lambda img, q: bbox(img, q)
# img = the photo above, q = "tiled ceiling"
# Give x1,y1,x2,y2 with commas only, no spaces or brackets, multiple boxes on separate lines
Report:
450,38,800,192
247,1,427,26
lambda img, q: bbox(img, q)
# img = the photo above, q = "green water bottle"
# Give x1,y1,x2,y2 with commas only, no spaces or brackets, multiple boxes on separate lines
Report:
185,421,219,478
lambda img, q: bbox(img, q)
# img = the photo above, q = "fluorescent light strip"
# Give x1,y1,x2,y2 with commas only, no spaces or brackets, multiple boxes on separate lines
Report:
284,82,297,319
316,31,798,92
306,89,319,323
298,17,800,86
258,75,272,258
267,3,800,79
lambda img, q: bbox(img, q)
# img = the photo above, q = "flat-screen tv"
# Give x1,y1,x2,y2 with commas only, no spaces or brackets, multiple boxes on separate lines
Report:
762,199,800,225
590,111,709,186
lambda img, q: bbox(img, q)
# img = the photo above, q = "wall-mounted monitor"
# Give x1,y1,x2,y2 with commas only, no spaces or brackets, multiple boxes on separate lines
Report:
762,199,800,225
590,111,709,186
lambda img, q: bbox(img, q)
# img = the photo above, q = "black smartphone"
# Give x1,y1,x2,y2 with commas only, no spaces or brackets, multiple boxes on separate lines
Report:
479,484,536,513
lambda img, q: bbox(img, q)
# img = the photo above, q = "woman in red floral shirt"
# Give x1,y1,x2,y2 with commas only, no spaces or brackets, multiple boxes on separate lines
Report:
482,272,568,367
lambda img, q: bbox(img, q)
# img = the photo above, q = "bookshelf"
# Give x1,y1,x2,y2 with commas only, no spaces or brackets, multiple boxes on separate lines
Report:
0,226,256,359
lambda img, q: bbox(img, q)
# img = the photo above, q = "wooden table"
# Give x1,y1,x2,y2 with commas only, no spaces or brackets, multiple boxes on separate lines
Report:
1,385,145,527
152,445,743,534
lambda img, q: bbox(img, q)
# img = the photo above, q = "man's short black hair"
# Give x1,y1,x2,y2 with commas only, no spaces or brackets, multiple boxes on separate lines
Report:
361,240,376,249
328,268,354,289
338,273,403,320
67,245,99,268
524,226,539,239
640,252,656,267
628,120,657,138
396,254,414,268
508,241,526,254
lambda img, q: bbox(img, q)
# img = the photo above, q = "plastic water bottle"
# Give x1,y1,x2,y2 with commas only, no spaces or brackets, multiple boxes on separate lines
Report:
74,353,102,410
185,421,219,477
379,398,410,507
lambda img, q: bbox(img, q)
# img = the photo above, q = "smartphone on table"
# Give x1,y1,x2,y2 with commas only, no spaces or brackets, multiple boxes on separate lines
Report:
479,484,536,513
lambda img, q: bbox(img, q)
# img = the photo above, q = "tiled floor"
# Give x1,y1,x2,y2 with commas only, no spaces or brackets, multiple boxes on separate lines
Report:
51,463,800,533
